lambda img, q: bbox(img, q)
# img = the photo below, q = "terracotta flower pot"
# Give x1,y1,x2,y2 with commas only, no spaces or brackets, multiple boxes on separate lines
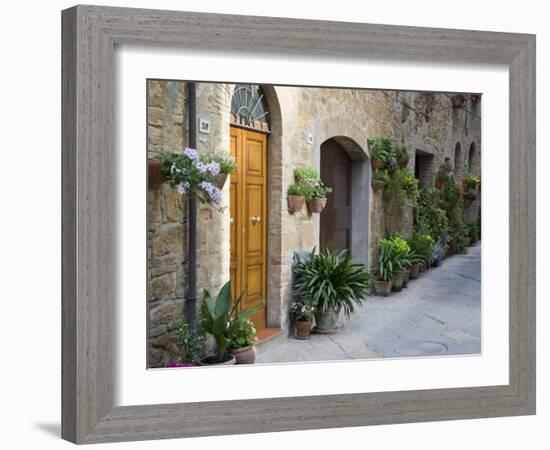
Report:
435,179,444,189
295,320,312,340
148,159,164,189
200,354,237,366
374,279,392,297
308,197,327,213
397,157,409,168
213,172,228,190
230,345,256,364
402,269,411,288
410,262,421,279
371,158,385,170
372,179,385,192
288,195,305,214
392,270,407,292
464,198,473,209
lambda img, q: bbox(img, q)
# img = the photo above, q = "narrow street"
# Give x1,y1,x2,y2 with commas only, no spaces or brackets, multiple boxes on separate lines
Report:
257,244,481,363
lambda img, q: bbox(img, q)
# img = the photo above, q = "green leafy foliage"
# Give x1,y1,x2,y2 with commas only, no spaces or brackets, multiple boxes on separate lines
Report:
463,173,480,190
368,137,394,165
465,221,480,244
229,317,257,349
287,182,309,197
289,301,316,322
199,281,262,362
293,249,372,317
294,166,319,182
173,319,205,365
408,232,435,264
373,170,391,183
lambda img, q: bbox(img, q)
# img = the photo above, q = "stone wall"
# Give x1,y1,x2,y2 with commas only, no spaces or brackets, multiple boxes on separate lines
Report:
146,80,481,367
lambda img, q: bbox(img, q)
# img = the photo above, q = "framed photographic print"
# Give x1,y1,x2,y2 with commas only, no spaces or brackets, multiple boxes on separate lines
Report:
62,5,536,444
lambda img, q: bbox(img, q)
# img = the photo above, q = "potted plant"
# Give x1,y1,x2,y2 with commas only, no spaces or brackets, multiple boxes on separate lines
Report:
289,301,316,339
372,170,390,192
374,240,395,296
148,158,164,189
287,182,308,213
158,148,229,207
452,94,465,109
368,137,393,170
394,146,410,168
293,249,372,333
204,152,236,189
383,235,410,292
171,319,205,366
308,180,332,213
229,317,257,364
199,281,261,365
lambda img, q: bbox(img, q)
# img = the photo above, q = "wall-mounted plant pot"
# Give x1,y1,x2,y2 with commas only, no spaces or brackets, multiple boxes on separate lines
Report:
288,195,305,214
372,179,385,192
148,159,164,189
452,95,465,109
371,158,385,170
464,198,473,209
435,179,444,189
397,157,409,168
295,320,312,340
308,197,327,213
374,280,392,296
213,172,228,190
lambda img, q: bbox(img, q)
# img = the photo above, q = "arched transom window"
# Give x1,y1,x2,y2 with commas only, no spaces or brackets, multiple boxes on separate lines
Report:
231,84,270,132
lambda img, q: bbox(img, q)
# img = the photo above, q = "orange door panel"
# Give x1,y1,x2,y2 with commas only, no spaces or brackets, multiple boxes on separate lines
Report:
229,126,268,330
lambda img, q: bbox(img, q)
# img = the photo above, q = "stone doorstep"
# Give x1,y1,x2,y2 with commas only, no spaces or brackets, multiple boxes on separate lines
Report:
255,327,285,348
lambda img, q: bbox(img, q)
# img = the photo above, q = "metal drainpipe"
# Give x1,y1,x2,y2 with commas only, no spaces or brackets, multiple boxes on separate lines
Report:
185,82,198,328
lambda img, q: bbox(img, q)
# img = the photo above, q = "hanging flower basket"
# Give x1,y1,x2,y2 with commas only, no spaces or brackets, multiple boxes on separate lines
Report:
288,195,305,213
371,158,385,170
213,172,228,190
372,179,385,192
308,197,327,213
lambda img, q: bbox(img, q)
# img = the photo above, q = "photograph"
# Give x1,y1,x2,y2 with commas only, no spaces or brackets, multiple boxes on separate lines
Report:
146,81,482,368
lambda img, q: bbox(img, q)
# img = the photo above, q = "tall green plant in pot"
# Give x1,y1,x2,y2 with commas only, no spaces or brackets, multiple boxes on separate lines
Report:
293,249,372,333
199,281,261,365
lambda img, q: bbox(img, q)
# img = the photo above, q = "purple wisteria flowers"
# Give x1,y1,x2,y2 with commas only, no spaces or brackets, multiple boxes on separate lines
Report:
199,181,222,204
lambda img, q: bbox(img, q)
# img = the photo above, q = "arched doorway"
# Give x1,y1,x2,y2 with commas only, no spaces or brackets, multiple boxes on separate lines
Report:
320,139,352,253
229,84,270,330
454,142,463,178
468,142,477,174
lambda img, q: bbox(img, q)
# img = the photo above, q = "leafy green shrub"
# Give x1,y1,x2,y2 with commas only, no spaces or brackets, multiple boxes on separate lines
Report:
409,232,435,264
394,146,410,161
293,249,372,317
173,319,205,366
289,301,316,322
229,317,256,349
465,221,480,244
294,166,319,182
373,170,391,183
287,182,310,197
463,173,480,190
368,137,394,165
310,180,333,199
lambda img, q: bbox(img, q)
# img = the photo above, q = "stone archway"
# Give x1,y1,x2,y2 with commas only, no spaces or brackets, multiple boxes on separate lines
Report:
316,116,371,270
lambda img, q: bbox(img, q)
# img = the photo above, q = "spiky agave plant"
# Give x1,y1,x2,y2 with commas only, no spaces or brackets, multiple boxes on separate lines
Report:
293,249,372,318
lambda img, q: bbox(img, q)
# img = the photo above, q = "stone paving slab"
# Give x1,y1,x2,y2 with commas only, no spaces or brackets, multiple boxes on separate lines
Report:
256,244,481,364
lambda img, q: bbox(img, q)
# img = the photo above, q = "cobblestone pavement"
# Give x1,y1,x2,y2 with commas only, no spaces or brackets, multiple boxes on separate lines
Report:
256,244,481,363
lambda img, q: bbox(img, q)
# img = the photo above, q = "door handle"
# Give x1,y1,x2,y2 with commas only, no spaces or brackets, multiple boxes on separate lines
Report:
251,216,261,225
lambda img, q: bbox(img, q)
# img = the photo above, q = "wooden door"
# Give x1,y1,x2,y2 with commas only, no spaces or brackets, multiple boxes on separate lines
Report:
320,139,352,253
229,126,268,330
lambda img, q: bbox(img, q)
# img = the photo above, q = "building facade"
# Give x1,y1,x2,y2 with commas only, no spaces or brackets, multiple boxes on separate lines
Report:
147,80,481,367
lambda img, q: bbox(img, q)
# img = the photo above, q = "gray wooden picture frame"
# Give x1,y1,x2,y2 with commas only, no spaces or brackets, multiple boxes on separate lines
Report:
61,5,536,444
